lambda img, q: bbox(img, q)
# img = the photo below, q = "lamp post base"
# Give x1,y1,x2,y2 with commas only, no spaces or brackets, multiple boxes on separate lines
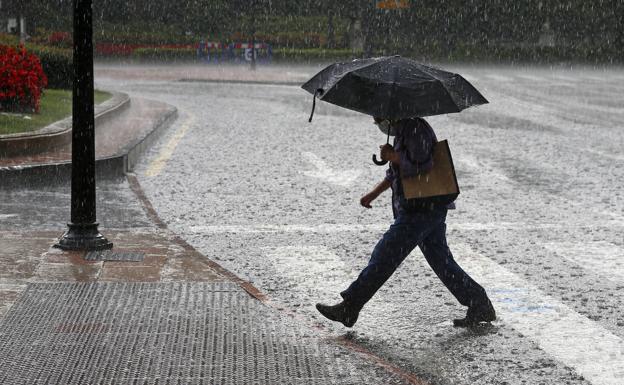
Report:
54,223,113,251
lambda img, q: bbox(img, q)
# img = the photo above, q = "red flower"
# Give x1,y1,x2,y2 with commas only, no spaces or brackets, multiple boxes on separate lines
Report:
48,31,72,47
0,44,48,113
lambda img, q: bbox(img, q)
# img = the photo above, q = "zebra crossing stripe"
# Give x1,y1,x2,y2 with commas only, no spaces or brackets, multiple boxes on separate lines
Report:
544,241,624,282
455,243,624,385
185,220,624,234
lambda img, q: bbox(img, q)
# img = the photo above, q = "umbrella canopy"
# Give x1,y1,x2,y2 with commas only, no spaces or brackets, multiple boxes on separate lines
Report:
302,56,488,121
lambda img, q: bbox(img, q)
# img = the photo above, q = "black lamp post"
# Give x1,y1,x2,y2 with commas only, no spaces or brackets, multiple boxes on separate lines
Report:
55,0,112,251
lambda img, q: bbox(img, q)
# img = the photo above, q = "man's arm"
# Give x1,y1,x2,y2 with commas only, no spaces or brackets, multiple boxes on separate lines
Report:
380,130,434,177
360,178,392,208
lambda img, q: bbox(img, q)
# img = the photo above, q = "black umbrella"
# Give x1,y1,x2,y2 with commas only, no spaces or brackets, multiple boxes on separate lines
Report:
302,56,488,165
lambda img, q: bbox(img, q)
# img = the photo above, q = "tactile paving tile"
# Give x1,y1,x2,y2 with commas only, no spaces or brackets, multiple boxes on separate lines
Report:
84,250,145,262
0,282,365,385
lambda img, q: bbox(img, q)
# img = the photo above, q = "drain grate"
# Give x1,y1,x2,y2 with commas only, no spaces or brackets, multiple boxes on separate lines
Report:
84,250,145,262
0,282,363,385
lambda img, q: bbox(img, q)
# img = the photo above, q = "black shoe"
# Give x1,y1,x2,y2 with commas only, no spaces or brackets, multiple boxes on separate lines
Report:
453,299,496,327
316,301,361,328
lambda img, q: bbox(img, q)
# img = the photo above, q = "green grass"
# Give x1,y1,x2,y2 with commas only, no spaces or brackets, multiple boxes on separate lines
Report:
0,89,112,135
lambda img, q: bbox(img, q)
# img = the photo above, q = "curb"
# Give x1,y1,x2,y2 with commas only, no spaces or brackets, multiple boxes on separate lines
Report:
0,99,178,188
0,92,130,158
125,174,430,385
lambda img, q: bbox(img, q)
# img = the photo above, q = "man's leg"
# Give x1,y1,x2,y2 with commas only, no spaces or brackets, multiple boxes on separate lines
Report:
317,215,439,327
340,216,439,308
418,221,489,307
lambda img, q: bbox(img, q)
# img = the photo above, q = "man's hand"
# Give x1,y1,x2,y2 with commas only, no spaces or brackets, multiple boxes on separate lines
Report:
380,144,400,164
360,191,378,208
360,178,392,209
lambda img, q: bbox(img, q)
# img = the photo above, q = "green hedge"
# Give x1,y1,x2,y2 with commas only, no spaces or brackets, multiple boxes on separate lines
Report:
94,22,197,45
0,33,19,46
25,45,73,89
127,47,364,63
273,45,622,64
428,43,623,64
131,47,197,61
494,45,621,64
272,48,364,63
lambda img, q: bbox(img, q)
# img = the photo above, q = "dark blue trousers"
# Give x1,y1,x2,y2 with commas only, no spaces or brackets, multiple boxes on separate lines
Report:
341,208,488,308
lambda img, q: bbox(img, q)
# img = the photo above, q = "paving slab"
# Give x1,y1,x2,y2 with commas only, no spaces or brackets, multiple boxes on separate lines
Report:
0,217,416,384
0,282,379,385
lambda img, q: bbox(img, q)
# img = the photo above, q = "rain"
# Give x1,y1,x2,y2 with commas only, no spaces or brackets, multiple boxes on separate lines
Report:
0,1,623,384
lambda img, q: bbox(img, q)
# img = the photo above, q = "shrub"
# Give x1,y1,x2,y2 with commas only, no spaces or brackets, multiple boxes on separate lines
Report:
434,43,623,64
26,45,72,89
231,31,328,49
94,43,197,57
0,33,19,46
47,31,72,48
93,22,197,45
0,45,48,113
272,48,364,63
95,42,138,56
131,47,197,61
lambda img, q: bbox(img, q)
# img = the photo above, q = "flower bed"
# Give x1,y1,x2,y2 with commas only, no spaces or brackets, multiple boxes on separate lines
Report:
47,31,72,48
272,48,363,63
95,43,197,57
131,47,197,61
0,45,48,113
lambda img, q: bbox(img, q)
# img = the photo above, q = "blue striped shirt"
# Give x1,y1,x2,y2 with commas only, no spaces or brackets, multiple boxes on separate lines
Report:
384,118,455,217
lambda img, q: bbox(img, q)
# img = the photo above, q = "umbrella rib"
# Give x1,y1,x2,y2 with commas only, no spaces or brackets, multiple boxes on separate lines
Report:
318,58,386,98
431,77,462,113
386,66,399,118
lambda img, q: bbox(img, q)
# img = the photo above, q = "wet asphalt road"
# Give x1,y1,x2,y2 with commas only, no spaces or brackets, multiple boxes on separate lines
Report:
93,65,624,385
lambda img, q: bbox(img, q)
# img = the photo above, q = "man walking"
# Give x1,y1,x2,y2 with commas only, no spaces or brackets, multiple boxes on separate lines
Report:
316,117,495,328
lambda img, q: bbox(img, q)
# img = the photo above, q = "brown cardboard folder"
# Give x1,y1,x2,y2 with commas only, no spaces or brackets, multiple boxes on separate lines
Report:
401,140,459,204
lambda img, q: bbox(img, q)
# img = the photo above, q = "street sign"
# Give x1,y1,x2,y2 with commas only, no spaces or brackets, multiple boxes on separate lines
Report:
376,0,409,9
244,48,256,62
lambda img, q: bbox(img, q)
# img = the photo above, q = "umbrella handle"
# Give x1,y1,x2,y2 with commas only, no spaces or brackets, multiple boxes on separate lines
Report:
308,89,323,123
372,131,391,165
372,154,388,166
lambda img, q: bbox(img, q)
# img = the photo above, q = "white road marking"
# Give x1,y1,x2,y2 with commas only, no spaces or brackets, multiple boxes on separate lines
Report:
485,74,515,83
544,241,624,281
0,214,18,219
583,148,624,162
0,283,27,290
456,154,512,183
188,223,388,234
146,113,196,177
551,74,579,83
514,74,547,82
301,152,361,187
262,245,349,288
454,243,624,385
185,220,624,235
580,75,608,82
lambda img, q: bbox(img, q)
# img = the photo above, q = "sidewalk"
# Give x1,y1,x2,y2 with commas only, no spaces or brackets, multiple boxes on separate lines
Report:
0,189,417,384
0,94,422,384
0,228,382,384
